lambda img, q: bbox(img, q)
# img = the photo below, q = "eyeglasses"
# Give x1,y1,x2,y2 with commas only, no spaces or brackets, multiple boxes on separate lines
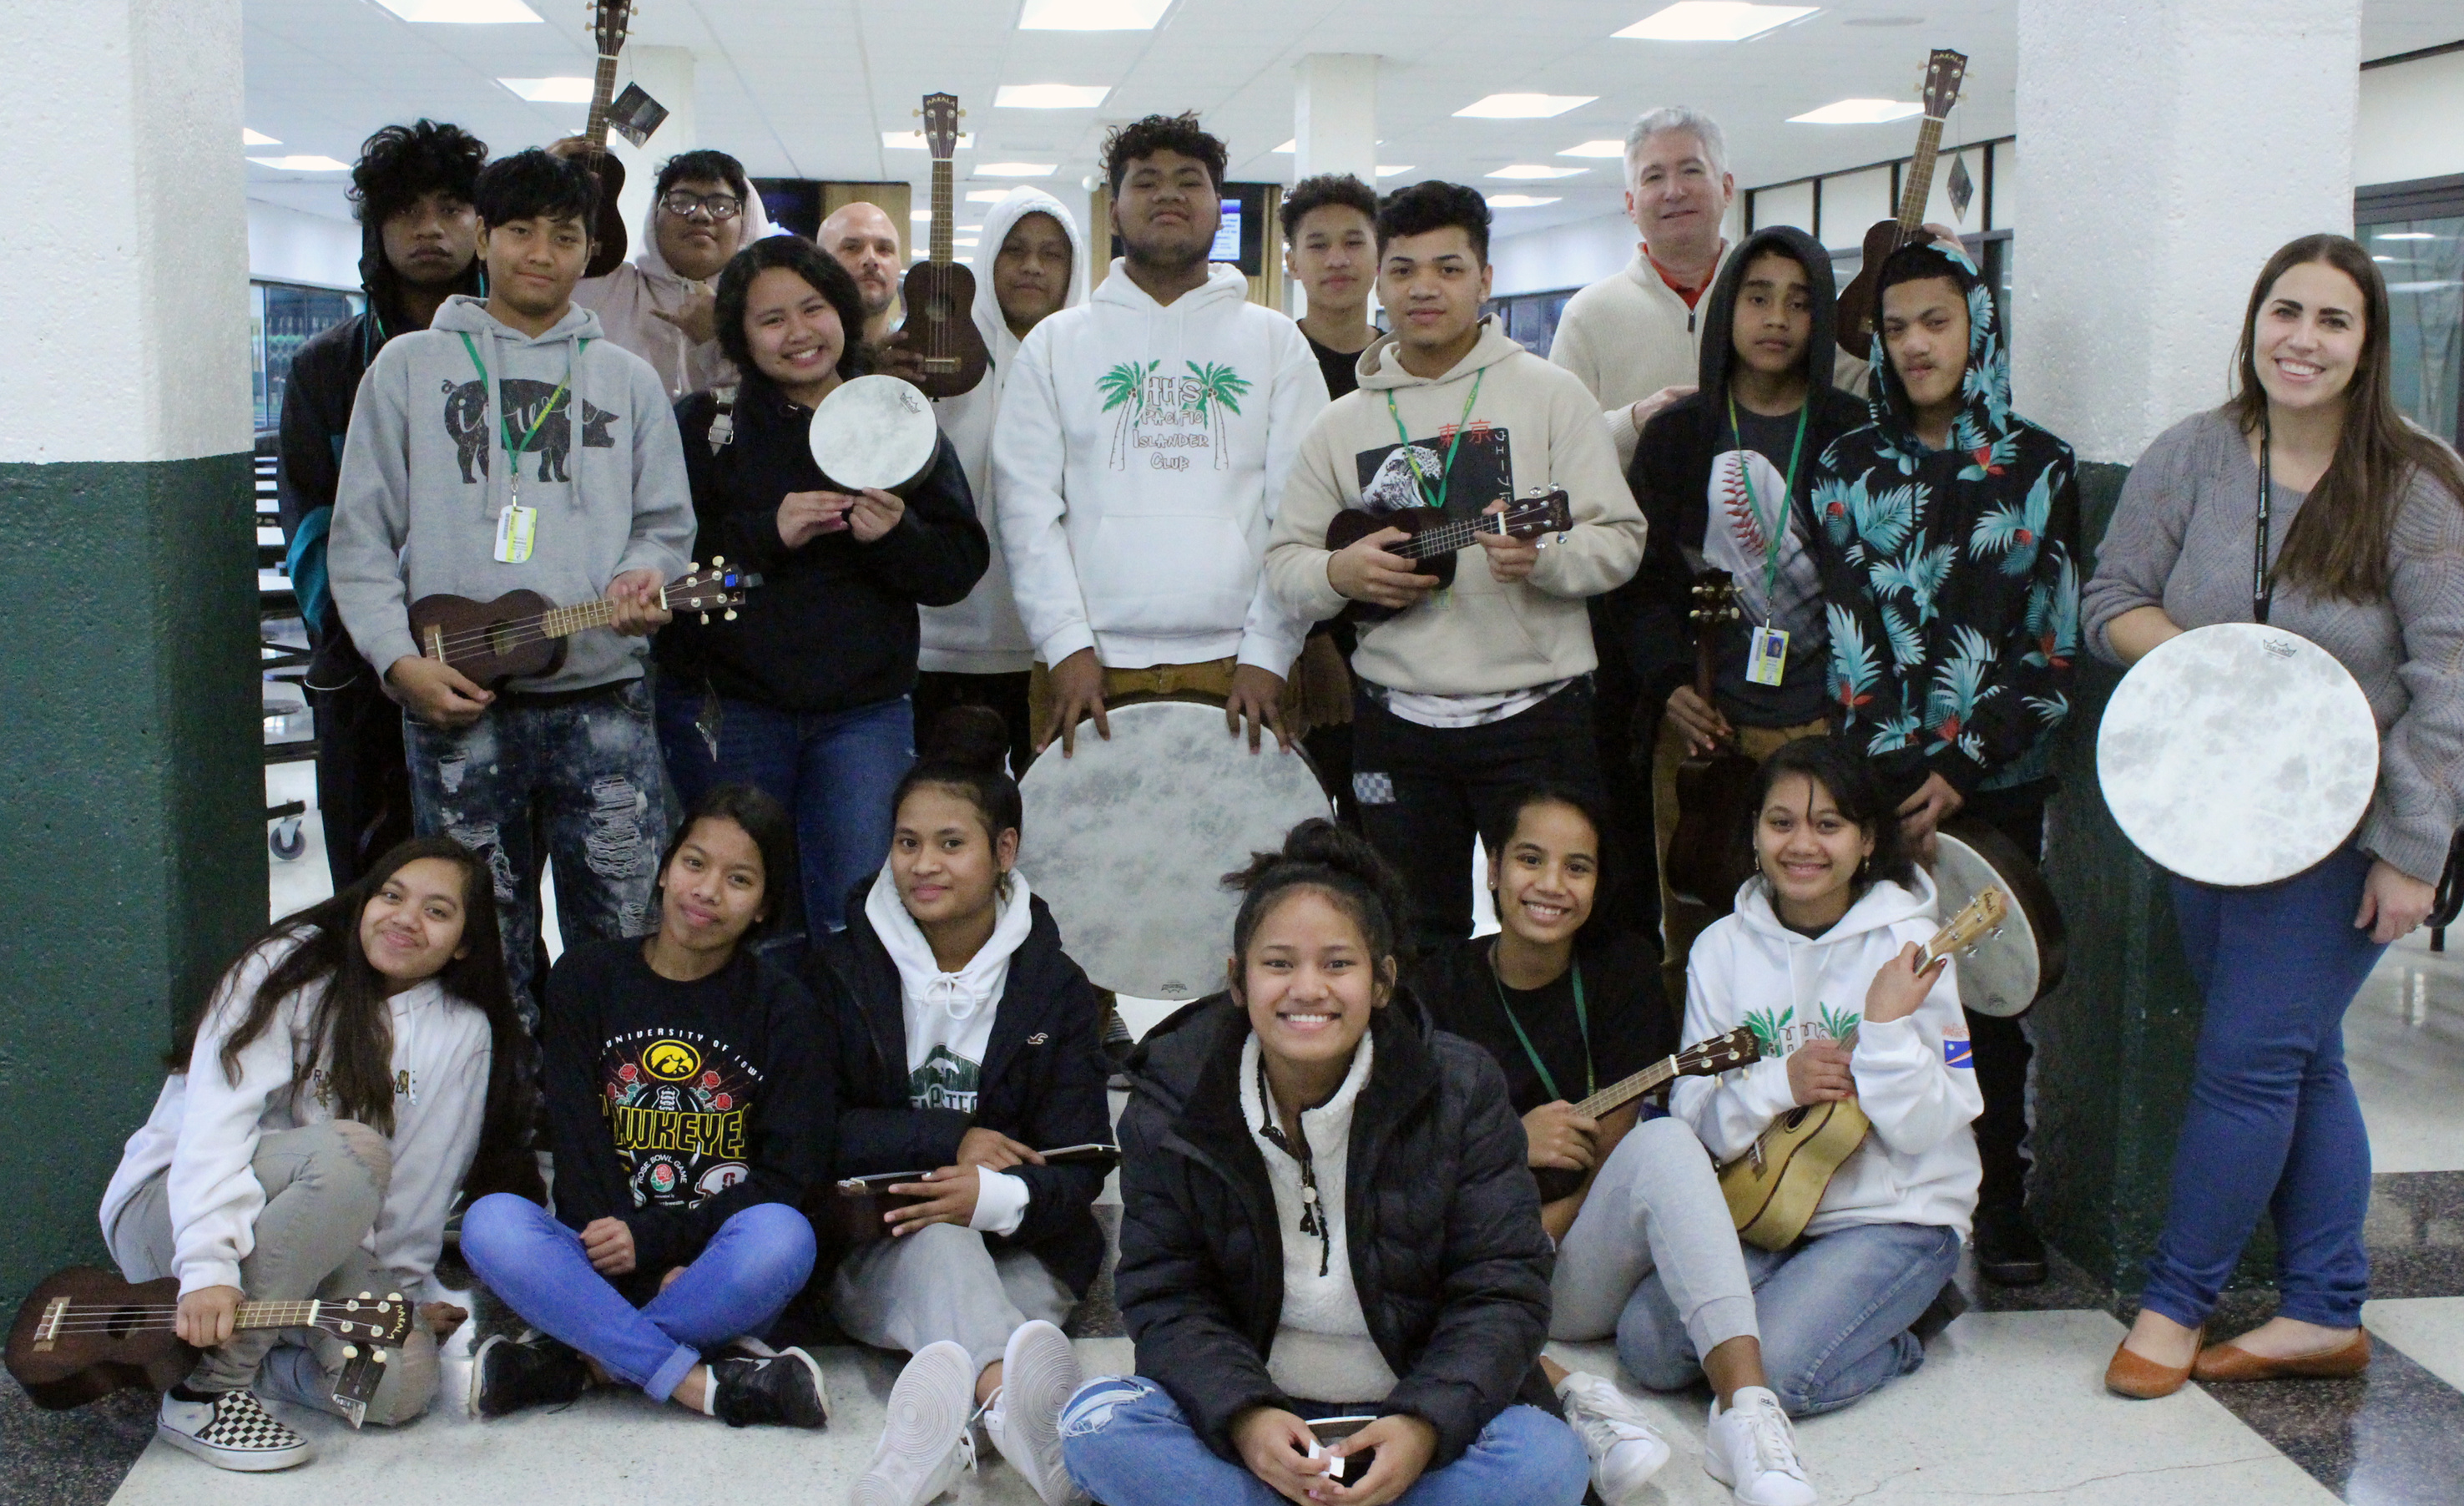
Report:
659,191,744,221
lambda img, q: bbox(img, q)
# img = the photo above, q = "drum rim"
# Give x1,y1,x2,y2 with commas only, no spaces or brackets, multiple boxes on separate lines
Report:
807,373,938,492
1931,824,2063,1016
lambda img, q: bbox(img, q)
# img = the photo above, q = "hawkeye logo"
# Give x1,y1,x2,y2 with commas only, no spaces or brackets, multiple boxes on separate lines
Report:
643,1039,703,1081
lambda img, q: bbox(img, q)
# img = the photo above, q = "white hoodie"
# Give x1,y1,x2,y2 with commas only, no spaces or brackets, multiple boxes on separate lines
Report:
571,186,776,401
1670,870,1983,1239
921,188,1091,674
993,260,1330,675
97,936,493,1301
863,867,1037,1236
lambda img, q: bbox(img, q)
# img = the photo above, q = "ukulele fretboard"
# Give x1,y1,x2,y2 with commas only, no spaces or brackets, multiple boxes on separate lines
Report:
1569,1058,1677,1120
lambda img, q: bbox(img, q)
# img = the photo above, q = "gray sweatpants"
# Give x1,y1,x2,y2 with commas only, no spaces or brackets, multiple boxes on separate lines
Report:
107,1120,441,1426
829,1222,1075,1372
1549,1114,1760,1359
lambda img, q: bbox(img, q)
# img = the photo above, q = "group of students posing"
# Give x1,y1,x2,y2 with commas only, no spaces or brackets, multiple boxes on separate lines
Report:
127,88,2464,1506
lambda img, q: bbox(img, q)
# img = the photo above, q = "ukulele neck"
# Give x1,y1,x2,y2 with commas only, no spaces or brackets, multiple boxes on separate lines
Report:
1570,1057,1676,1120
1398,509,1513,560
234,1300,323,1332
583,52,620,155
928,155,955,266
1891,113,1947,252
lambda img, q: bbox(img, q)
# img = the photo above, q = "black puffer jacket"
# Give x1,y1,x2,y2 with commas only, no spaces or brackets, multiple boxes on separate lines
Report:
1114,993,1558,1470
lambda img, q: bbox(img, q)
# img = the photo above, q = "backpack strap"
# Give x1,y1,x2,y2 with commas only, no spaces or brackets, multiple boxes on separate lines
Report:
706,383,738,455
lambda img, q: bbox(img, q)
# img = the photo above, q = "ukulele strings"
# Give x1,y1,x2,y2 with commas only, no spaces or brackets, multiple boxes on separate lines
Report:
1401,503,1553,559
423,592,662,659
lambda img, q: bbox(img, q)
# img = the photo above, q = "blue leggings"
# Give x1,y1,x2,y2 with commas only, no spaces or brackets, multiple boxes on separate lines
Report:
1058,1376,1588,1506
459,1195,815,1402
2141,847,2386,1329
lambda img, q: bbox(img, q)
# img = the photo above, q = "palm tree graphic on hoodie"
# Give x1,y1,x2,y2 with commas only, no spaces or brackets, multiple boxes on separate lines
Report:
1097,357,1251,470
1099,359,1158,471
1186,361,1250,470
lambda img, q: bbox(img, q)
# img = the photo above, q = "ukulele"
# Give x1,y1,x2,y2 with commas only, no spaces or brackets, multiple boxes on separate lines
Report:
407,558,758,689
8,1267,415,1428
1323,487,1574,624
895,93,992,399
1830,49,1970,369
1664,569,1760,912
1716,887,2007,1251
578,3,638,280
1532,1026,1762,1203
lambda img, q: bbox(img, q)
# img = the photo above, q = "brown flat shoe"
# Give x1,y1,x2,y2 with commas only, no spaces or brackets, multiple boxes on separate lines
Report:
2105,1332,2201,1399
2193,1329,2371,1382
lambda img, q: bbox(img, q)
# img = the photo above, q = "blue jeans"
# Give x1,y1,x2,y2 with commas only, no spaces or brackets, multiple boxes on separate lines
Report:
654,680,913,935
2142,846,2386,1330
1618,1220,1962,1417
1058,1376,1588,1506
402,677,677,1025
458,1195,815,1402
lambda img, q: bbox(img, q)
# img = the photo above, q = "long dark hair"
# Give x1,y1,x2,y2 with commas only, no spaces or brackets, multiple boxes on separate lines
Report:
892,706,1022,843
652,783,800,944
1745,738,1917,893
713,235,871,387
2229,233,2464,602
1224,818,1415,977
169,836,529,1161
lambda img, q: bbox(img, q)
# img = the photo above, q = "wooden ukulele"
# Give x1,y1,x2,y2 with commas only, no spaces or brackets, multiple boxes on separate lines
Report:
1716,887,2007,1251
1665,569,1760,912
407,558,758,689
578,3,638,280
8,1267,415,1428
1532,1025,1761,1203
896,93,992,399
1830,48,1970,368
1324,487,1573,624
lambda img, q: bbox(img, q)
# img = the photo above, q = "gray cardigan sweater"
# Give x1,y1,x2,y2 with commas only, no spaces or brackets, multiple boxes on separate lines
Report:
2083,409,2464,882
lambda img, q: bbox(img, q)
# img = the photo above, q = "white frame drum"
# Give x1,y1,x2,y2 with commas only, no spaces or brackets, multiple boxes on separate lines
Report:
806,373,939,493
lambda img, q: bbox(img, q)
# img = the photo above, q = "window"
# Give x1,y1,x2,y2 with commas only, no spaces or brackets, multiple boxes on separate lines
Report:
1490,289,1576,357
251,281,364,435
2356,174,2464,445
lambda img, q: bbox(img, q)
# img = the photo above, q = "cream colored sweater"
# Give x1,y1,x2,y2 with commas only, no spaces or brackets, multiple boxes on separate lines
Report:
1548,245,1733,468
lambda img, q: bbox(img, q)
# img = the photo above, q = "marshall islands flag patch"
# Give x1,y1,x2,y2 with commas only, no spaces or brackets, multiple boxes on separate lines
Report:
1944,1037,1975,1069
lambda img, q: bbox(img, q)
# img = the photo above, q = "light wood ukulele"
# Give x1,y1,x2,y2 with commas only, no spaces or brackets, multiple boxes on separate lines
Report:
1716,887,2007,1251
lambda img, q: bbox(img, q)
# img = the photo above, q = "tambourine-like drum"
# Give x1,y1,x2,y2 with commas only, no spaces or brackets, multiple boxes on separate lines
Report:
1019,700,1333,999
2097,622,2377,887
807,373,938,493
1931,821,2068,1018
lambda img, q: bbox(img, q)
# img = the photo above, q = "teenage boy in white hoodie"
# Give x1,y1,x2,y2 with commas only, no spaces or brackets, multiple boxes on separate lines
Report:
331,149,696,1022
1265,181,1646,950
993,113,1328,758
912,187,1089,776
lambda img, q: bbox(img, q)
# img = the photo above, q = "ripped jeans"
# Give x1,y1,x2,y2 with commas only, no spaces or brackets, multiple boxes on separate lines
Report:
404,677,677,1024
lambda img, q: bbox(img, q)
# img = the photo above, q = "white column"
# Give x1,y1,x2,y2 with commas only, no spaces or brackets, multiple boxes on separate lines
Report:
1291,53,1380,318
2012,0,2360,462
611,44,699,250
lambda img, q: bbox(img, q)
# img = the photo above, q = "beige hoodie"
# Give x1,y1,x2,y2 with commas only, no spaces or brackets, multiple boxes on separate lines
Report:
1266,318,1645,697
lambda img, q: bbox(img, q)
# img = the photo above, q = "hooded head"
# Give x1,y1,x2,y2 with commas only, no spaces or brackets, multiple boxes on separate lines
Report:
346,119,488,338
636,148,773,286
969,186,1088,358
1693,225,1838,409
1866,240,2014,463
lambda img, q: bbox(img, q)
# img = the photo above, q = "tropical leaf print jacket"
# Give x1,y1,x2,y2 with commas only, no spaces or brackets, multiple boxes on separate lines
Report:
1809,245,2081,797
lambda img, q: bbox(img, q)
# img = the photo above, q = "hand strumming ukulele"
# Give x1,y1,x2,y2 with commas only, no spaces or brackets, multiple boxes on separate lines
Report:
1532,1026,1761,1203
407,558,759,689
1324,487,1573,624
894,93,992,399
1716,887,2007,1251
8,1267,415,1428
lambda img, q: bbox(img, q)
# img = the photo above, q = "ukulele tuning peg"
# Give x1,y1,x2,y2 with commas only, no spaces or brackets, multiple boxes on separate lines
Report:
373,1350,389,1365
386,1292,401,1303
699,612,711,625
712,555,725,567
686,560,699,574
342,1343,360,1360
723,609,738,621
359,1291,373,1300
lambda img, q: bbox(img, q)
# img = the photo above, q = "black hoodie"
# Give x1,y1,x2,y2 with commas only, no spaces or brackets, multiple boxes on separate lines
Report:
1619,226,1868,727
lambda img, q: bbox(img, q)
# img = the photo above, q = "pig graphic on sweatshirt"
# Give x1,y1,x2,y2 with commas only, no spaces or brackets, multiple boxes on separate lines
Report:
442,377,618,484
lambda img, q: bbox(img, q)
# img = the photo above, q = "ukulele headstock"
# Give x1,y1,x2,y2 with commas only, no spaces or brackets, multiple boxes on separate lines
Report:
670,557,760,624
1919,48,1967,122
591,0,635,56
918,93,964,161
1689,568,1742,628
1674,1024,1763,1078
1921,887,2007,968
1490,486,1572,541
311,1290,414,1348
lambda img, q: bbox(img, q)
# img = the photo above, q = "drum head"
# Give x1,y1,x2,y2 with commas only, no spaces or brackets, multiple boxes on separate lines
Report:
2097,623,2377,887
1019,700,1333,999
808,374,937,493
1932,832,2039,1018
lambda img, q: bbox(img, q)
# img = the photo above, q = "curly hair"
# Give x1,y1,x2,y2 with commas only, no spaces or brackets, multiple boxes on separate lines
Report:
349,119,487,228
1374,179,1492,264
1280,173,1378,244
1101,112,1228,197
712,235,871,386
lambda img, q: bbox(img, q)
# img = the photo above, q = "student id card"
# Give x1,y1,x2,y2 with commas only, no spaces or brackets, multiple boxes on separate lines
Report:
1745,624,1790,687
493,503,537,564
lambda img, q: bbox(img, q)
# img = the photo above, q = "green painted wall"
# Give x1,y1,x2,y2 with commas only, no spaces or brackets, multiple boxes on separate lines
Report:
0,453,261,1308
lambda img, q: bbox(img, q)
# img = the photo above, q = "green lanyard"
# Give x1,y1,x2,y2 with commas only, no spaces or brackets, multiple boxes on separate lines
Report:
1384,368,1486,513
1488,943,1593,1103
460,331,588,505
1726,395,1810,620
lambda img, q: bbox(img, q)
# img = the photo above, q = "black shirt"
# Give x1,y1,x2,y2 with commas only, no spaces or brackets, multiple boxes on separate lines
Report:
1306,331,1369,401
1410,930,1674,1118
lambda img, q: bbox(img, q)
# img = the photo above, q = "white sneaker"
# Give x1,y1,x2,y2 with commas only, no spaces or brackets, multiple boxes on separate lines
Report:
1553,1369,1671,1504
1704,1386,1817,1506
155,1388,312,1472
985,1321,1088,1506
852,1341,976,1506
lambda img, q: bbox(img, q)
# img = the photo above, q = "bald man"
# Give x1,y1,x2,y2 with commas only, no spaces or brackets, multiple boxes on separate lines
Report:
818,200,903,342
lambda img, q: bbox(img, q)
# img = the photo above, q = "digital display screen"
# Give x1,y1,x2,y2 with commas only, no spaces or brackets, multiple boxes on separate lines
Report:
1209,206,1243,262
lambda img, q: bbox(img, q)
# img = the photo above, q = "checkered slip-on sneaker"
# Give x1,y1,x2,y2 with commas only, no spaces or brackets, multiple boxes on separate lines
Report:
157,1388,312,1472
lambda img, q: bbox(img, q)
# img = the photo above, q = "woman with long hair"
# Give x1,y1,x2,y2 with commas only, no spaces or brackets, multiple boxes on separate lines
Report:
2086,233,2464,1396
98,836,535,1471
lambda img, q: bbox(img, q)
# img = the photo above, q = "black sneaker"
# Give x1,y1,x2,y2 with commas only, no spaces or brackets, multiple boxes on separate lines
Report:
470,1330,590,1419
711,1345,831,1429
1974,1203,2049,1286
1911,1279,1970,1343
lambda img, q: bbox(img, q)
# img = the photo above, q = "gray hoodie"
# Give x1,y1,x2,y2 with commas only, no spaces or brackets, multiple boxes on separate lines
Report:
329,295,697,695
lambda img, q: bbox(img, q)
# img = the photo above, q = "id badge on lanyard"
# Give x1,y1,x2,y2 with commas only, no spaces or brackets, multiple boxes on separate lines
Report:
462,332,583,566
1730,397,1809,689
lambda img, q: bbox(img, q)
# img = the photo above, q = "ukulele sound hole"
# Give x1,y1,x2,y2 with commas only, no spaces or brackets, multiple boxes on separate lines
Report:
488,625,522,655
1781,1108,1810,1130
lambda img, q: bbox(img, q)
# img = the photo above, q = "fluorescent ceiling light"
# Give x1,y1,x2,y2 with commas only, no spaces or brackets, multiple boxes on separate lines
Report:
2372,255,2397,263
1558,139,1625,157
911,209,934,222
1376,165,1412,176
1487,195,1561,209
1457,93,1596,119
966,189,1018,202
499,77,594,103
995,83,1111,109
1789,98,1921,124
883,130,976,149
1018,0,1172,28
2376,230,2435,240
1613,3,1815,42
376,0,543,19
977,162,1057,176
955,238,981,247
249,155,351,171
1273,139,1295,153
243,128,280,146
1487,164,1585,180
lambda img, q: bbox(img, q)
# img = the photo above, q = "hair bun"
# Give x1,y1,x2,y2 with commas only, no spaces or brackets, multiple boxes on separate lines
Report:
919,705,1012,774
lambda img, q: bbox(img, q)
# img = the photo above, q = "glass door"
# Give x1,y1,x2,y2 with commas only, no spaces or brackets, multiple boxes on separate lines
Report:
2357,214,2464,444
